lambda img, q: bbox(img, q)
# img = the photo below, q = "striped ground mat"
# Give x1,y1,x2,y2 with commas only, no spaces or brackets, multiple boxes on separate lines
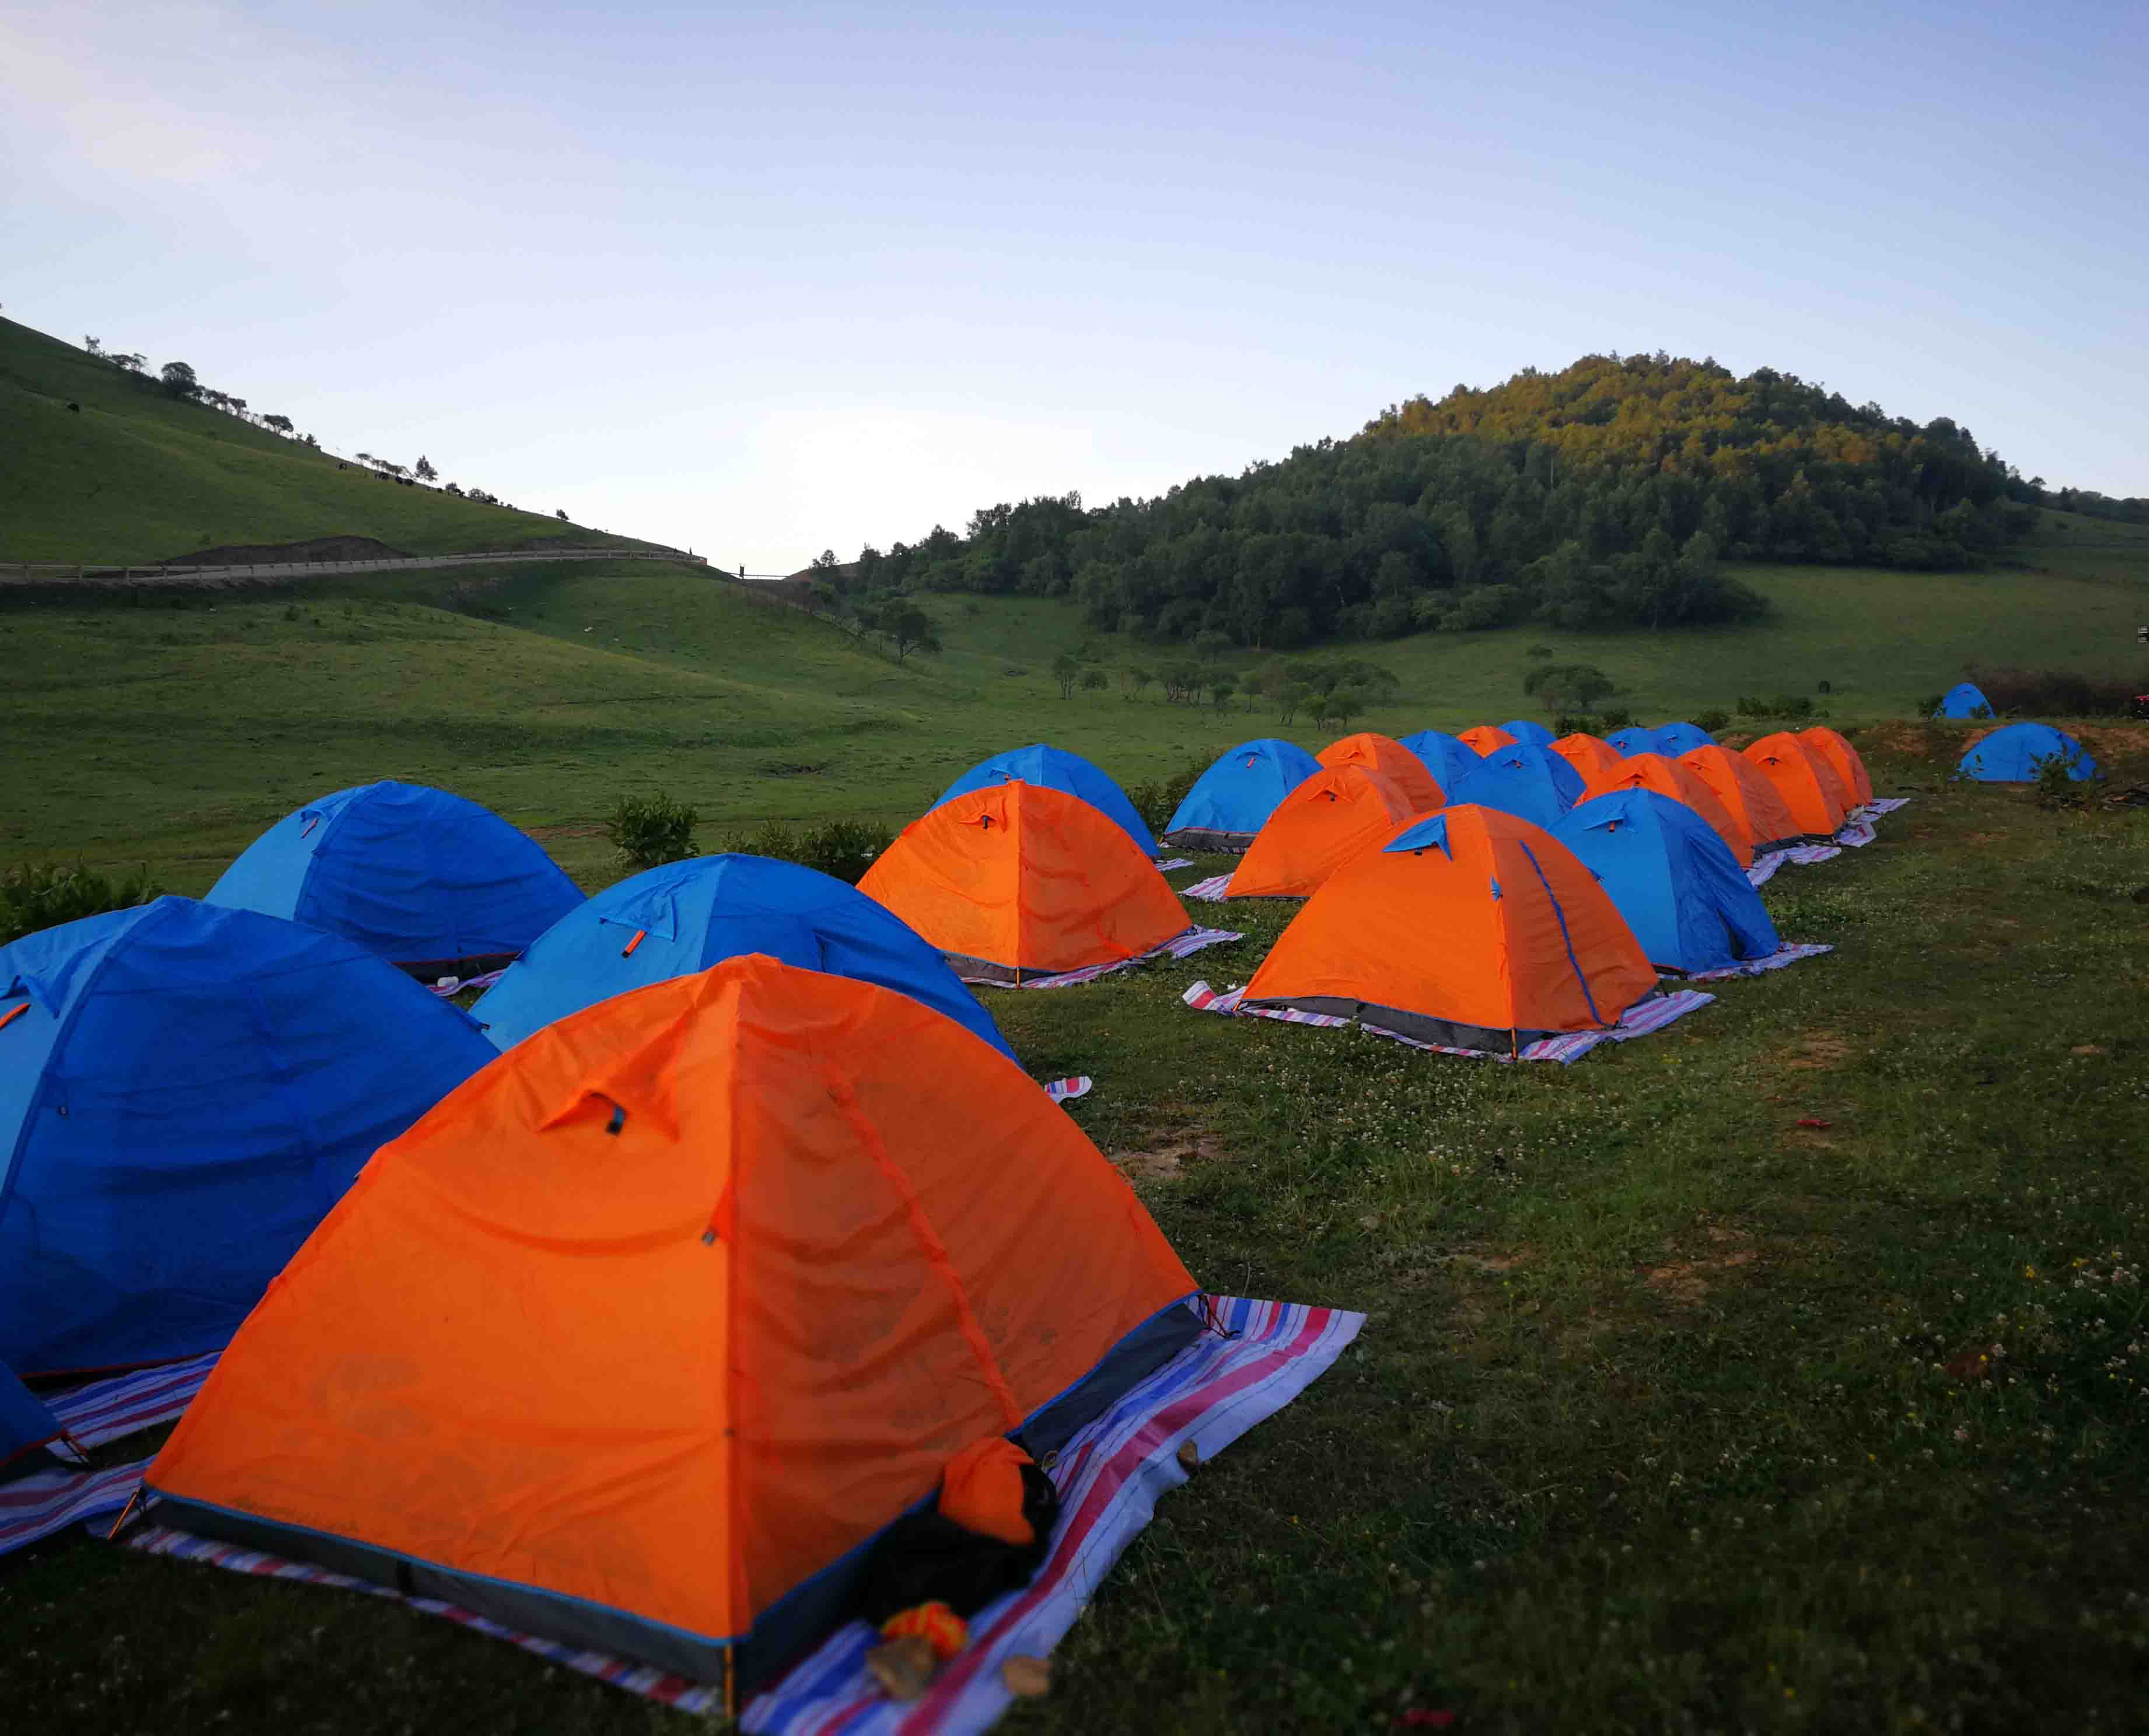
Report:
1685,942,1833,981
1183,980,1715,1065
955,926,1244,992
1864,797,1912,817
1152,858,1196,873
1041,1077,1092,1105
0,1351,218,1556
1176,874,1234,902
124,1297,1361,1733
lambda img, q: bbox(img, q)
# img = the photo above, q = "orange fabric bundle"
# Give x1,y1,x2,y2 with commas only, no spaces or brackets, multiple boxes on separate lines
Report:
880,1600,969,1661
938,1437,1038,1548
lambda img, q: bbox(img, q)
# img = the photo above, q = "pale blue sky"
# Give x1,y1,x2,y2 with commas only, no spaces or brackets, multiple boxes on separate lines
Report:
6,1,2142,568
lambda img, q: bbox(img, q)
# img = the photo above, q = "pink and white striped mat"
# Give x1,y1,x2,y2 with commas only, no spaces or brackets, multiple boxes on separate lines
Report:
124,1297,1361,1735
954,926,1243,992
0,1350,218,1556
1182,980,1715,1065
1685,941,1834,981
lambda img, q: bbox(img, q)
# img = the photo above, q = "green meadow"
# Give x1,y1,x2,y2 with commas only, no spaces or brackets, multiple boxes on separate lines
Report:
5,519,2149,1730
2,521,2143,890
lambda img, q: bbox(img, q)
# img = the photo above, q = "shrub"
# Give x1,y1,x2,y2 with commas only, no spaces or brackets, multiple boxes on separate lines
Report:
1128,757,1213,838
1915,692,1945,719
1596,705,1635,730
1525,644,1554,659
607,792,698,872
1522,662,1615,712
1,860,164,947
1694,707,1731,733
1553,714,1594,738
2030,750,2091,808
724,818,893,886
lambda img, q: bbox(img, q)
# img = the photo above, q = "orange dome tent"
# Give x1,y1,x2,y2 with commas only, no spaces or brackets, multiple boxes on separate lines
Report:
1229,765,1428,899
857,782,1190,982
1677,745,1804,856
1578,753,1752,867
1456,724,1516,757
1315,733,1443,811
1239,805,1658,1052
1798,726,1874,807
1548,732,1626,782
144,957,1200,1696
1743,733,1849,838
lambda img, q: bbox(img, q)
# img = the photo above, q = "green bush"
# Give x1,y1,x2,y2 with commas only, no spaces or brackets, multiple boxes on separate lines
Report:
2029,750,2091,808
607,793,698,872
725,818,893,885
1,860,164,947
1596,705,1635,730
1694,707,1731,733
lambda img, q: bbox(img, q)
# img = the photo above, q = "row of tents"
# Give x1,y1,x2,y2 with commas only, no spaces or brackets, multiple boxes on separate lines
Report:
0,706,1918,1709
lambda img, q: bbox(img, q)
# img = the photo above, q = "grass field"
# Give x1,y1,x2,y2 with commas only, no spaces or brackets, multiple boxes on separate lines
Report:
2,524,2144,891
5,517,2149,1731
6,736,2149,1732
0,318,664,563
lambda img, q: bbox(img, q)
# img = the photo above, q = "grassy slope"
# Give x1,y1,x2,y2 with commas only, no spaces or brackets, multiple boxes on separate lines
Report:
0,317,666,562
5,518,2139,892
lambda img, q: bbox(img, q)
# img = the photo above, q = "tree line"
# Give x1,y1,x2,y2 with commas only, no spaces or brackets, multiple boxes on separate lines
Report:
821,353,2042,648
78,335,568,522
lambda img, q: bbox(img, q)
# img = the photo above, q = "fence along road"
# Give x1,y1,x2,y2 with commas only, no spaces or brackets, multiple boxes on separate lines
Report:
1,547,708,590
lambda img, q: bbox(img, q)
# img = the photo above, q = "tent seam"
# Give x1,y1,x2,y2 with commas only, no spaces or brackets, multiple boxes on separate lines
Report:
819,1062,1023,1430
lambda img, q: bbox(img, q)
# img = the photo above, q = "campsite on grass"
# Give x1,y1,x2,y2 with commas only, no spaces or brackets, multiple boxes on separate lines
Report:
5,183,2149,1725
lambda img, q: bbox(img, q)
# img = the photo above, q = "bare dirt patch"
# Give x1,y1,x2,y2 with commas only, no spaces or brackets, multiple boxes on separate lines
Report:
1110,1132,1227,1184
1644,1248,1759,1303
525,822,606,841
1784,1031,1852,1072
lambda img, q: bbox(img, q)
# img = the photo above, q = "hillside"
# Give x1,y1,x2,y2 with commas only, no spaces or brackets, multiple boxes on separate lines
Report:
0,317,676,563
4,519,2143,892
834,354,2046,649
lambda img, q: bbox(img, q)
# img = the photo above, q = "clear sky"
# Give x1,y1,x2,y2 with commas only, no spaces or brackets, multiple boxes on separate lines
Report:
6,1,2143,568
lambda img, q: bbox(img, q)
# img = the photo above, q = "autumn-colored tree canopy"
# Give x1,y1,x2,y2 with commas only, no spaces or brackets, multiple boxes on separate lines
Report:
841,353,2039,648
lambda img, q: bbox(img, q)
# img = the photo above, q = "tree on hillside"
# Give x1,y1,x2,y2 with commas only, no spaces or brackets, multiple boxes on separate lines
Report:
555,508,568,520
1080,667,1109,696
84,337,103,357
875,600,941,664
110,352,145,374
1277,680,1311,724
415,456,438,482
263,414,293,435
1522,662,1616,713
1051,651,1082,698
159,360,201,401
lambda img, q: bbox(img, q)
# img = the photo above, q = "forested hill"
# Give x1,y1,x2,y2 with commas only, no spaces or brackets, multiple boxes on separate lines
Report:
838,354,2039,648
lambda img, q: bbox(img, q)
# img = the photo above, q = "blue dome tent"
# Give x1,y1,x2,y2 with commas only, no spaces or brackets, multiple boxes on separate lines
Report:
1163,738,1321,852
1607,726,1661,757
931,744,1161,859
1935,682,1995,719
471,854,1015,1059
1497,719,1557,750
206,781,583,975
1957,723,2096,783
2,1359,63,1465
0,898,494,1377
1553,790,1780,975
1397,730,1481,796
1441,743,1587,831
1652,720,1717,755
